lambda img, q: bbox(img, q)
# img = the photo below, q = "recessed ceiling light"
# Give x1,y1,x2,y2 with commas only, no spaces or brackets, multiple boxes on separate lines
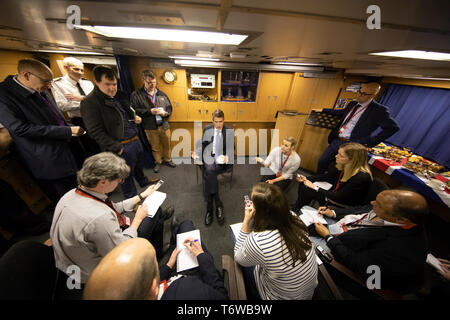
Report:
370,50,450,61
75,25,248,45
169,55,220,61
35,49,108,55
272,61,323,66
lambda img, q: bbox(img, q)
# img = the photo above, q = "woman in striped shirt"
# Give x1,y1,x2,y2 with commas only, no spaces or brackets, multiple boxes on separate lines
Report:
234,182,318,300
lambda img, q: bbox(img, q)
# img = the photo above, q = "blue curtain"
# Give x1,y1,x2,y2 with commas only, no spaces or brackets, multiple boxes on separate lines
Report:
378,84,450,168
114,55,154,168
115,55,135,97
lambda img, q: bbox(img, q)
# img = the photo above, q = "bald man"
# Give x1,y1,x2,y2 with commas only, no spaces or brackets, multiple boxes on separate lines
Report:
84,220,229,300
0,59,84,203
314,82,399,173
53,57,99,160
313,189,428,290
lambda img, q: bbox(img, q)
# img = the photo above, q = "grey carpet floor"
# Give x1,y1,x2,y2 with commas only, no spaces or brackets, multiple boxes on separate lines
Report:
110,158,305,269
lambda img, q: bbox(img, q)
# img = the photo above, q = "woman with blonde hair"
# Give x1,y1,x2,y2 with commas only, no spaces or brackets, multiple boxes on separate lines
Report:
293,142,372,210
234,182,318,300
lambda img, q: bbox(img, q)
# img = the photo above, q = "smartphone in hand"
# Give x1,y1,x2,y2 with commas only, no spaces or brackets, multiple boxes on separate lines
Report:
154,180,164,190
244,195,251,207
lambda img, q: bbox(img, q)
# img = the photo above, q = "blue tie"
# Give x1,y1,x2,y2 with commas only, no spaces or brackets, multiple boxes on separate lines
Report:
215,130,220,160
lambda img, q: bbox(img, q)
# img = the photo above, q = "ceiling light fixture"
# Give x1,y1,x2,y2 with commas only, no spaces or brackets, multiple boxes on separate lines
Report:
35,49,108,55
75,25,248,45
169,55,220,61
174,59,324,72
272,61,323,66
369,50,450,61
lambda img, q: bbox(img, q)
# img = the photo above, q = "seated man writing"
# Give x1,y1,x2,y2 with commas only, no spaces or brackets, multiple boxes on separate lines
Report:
312,189,428,290
84,220,229,300
256,136,300,191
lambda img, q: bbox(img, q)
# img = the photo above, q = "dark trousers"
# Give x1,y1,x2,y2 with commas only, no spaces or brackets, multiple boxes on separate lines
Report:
36,175,77,205
137,207,165,258
317,139,347,174
295,182,327,210
202,163,228,207
71,117,101,158
260,174,291,191
120,139,147,198
172,220,215,278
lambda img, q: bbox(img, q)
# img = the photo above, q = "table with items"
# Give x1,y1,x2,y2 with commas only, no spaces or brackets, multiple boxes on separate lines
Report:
368,143,449,209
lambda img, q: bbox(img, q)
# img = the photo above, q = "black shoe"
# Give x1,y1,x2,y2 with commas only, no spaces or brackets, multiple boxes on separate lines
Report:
140,176,160,187
205,210,213,226
164,160,177,168
163,206,174,220
153,163,161,173
216,206,224,225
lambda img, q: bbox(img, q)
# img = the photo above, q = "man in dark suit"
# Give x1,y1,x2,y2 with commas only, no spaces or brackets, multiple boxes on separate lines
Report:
0,59,84,203
81,66,158,199
84,220,229,300
315,82,399,173
314,189,428,290
191,109,235,226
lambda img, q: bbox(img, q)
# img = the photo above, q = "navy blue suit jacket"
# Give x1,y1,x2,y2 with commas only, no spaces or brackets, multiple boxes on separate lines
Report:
160,252,229,300
0,75,77,179
324,100,399,147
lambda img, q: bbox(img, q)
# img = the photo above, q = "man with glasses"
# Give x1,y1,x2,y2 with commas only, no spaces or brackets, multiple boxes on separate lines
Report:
313,82,399,173
131,70,176,173
81,66,160,199
0,59,84,203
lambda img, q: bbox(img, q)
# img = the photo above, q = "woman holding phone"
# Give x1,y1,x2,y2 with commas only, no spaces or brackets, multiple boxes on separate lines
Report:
234,182,318,300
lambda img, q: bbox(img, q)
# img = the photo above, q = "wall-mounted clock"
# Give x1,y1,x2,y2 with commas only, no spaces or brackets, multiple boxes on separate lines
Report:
163,69,177,84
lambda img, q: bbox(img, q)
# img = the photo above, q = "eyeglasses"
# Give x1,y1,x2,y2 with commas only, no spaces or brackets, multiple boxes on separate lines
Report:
28,72,53,85
357,89,374,97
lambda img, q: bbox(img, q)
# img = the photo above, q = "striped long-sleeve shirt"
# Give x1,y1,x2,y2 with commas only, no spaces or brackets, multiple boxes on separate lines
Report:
234,228,318,300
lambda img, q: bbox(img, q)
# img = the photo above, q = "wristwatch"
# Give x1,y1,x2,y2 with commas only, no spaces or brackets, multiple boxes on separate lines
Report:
138,193,144,201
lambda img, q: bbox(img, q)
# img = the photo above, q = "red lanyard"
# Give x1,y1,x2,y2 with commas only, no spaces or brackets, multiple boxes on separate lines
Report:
75,188,130,227
340,104,369,131
75,188,120,215
280,152,290,171
334,170,345,192
146,89,157,107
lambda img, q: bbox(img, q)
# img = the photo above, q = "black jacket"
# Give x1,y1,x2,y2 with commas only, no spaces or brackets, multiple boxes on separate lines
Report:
309,165,372,206
324,100,399,147
328,224,427,289
0,75,77,179
130,87,172,130
160,252,229,300
81,87,136,154
196,124,235,168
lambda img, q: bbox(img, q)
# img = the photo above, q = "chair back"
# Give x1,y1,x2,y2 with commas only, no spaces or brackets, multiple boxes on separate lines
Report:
0,241,57,300
362,178,389,204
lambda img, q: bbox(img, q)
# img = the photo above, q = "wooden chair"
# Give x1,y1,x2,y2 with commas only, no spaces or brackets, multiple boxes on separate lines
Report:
222,255,247,300
322,255,404,300
316,258,344,300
